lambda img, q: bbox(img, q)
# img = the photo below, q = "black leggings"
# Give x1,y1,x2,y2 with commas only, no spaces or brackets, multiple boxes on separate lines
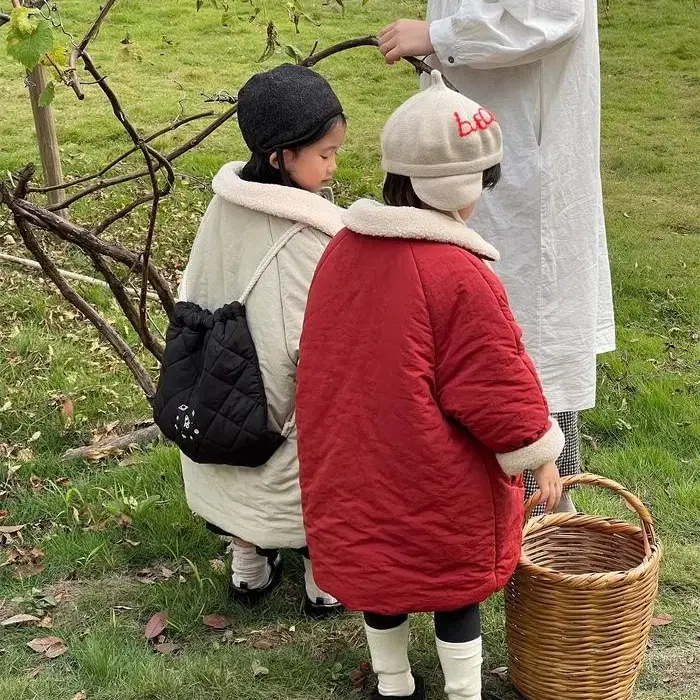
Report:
364,604,480,644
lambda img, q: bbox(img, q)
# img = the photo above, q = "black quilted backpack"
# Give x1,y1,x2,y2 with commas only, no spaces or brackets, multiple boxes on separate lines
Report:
153,224,302,466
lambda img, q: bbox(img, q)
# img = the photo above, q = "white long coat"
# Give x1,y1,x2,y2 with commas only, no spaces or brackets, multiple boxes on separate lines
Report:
425,0,615,412
179,163,343,548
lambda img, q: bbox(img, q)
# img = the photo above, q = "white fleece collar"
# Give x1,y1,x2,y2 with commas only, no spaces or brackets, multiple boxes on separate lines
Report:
343,199,500,261
212,162,344,237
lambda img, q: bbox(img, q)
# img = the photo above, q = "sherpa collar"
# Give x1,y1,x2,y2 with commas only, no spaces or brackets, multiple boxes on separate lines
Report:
343,199,500,261
212,162,344,237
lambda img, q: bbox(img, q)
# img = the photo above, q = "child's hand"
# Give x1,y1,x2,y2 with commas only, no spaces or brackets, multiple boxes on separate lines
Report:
379,20,434,65
531,462,562,513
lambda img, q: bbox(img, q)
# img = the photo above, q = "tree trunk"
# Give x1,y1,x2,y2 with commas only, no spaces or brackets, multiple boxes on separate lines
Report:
27,64,68,219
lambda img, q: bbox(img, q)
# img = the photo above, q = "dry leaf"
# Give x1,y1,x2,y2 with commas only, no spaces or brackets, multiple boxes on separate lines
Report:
0,400,11,412
203,614,233,630
14,562,46,579
349,661,372,689
27,636,68,658
251,658,269,677
17,448,35,463
0,524,25,535
26,667,42,679
154,642,180,655
55,477,72,487
45,640,69,659
1,613,40,627
61,400,74,422
490,666,509,681
28,432,41,443
38,615,53,629
209,558,226,573
144,611,169,640
71,692,87,700
160,566,174,580
651,613,673,627
0,510,7,523
29,475,44,491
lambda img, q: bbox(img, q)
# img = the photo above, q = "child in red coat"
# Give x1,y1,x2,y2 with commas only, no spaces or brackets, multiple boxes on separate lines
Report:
296,71,564,700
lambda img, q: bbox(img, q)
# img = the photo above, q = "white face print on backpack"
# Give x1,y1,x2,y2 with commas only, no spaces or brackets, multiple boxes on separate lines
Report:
174,404,200,442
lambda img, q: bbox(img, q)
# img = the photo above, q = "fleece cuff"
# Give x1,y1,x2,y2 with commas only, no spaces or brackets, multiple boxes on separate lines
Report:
496,420,565,476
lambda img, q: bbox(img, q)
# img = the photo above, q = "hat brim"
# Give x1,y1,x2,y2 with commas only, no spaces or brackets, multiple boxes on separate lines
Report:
410,172,483,212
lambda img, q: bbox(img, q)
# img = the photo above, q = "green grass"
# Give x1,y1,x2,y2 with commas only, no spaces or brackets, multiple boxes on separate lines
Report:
1,0,699,698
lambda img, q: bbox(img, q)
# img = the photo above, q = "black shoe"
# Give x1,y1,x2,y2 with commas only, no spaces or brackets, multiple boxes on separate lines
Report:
371,674,426,700
229,551,283,606
303,593,344,619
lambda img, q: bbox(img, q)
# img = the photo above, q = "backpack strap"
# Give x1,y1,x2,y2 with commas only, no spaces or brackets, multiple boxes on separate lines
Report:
238,223,306,305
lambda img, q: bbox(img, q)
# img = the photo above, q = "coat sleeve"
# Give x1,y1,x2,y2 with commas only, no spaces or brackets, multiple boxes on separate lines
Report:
276,226,331,366
420,248,564,476
429,0,585,70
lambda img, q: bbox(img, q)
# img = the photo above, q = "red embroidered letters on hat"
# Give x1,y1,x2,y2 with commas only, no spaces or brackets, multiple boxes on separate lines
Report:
454,108,496,138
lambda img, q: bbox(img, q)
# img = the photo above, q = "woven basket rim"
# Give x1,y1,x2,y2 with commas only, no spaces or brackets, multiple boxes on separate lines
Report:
519,512,663,587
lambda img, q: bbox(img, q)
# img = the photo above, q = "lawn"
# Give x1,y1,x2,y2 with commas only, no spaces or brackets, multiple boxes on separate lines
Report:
0,1,699,699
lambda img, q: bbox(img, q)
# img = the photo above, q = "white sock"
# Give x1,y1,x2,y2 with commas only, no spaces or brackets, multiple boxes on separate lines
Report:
436,636,482,700
230,543,270,590
303,558,338,606
364,620,415,697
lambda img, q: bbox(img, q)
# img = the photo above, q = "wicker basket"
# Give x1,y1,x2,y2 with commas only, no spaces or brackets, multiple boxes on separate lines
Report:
505,473,662,700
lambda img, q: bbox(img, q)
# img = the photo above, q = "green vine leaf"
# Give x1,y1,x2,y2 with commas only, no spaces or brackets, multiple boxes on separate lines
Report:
9,6,39,35
284,44,305,64
38,81,56,107
6,17,55,71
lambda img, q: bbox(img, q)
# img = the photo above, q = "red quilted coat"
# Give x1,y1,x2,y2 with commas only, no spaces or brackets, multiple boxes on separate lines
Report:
297,200,564,614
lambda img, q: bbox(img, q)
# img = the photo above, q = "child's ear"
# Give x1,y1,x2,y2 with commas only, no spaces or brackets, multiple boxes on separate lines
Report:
268,152,280,171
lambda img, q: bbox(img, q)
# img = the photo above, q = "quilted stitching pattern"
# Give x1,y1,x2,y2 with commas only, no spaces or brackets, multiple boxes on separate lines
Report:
153,300,284,466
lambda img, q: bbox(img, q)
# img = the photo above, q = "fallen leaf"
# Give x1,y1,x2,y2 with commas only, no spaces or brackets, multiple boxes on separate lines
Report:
55,477,72,487
17,448,35,463
26,667,42,679
124,539,141,547
61,400,74,422
209,558,226,573
118,514,133,528
27,636,68,658
251,658,269,677
160,566,174,579
71,692,87,700
0,525,25,535
0,510,7,522
203,614,233,630
490,666,509,681
349,661,371,689
144,611,168,640
651,613,673,627
154,642,181,655
14,562,46,579
28,432,41,443
1,613,40,627
0,400,11,412
38,615,53,629
45,639,68,659
29,475,44,491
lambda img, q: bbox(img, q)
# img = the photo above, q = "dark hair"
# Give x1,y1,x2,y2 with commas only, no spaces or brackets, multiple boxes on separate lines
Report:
240,113,347,188
383,163,502,209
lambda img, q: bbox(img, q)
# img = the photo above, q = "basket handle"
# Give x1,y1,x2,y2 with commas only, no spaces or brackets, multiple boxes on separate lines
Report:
524,473,656,559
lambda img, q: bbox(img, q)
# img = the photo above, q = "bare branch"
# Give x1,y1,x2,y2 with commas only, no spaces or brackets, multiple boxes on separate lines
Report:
1,185,157,400
7,194,175,315
78,0,119,52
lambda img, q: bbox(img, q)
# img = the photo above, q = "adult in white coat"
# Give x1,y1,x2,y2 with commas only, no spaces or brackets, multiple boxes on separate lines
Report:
379,0,615,507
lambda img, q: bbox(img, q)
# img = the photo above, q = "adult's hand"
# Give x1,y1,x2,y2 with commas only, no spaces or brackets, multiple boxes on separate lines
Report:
378,20,434,65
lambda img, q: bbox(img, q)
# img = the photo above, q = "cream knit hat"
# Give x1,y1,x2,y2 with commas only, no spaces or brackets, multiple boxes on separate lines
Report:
381,71,503,212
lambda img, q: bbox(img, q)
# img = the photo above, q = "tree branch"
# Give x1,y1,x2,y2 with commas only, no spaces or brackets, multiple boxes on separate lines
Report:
78,0,119,52
29,111,215,194
2,185,157,400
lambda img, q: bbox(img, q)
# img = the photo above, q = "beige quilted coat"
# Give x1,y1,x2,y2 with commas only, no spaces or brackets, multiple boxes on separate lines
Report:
179,162,343,548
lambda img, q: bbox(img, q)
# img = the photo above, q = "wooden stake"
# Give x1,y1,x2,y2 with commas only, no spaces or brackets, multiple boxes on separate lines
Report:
27,64,69,219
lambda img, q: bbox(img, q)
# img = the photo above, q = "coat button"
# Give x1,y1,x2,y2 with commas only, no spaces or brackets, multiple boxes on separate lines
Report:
448,56,455,64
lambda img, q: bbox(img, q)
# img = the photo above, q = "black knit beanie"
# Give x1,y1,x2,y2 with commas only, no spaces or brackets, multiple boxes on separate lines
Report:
237,64,344,155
